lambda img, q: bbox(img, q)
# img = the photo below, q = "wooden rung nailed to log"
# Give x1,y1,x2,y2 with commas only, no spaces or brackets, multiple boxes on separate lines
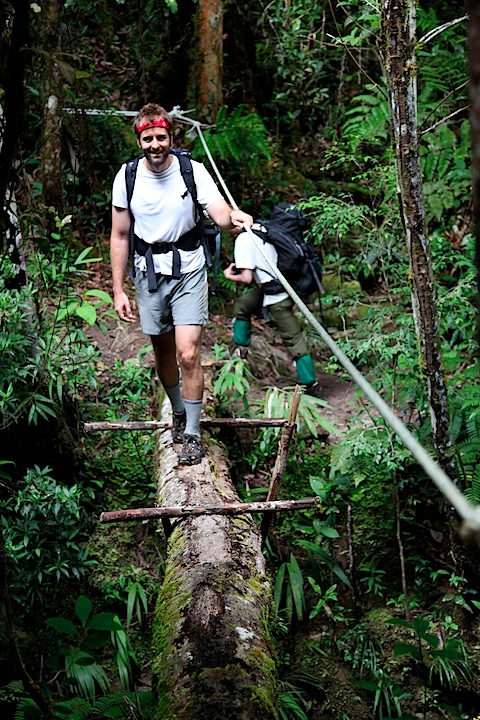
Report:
261,385,303,541
84,417,288,432
100,497,321,523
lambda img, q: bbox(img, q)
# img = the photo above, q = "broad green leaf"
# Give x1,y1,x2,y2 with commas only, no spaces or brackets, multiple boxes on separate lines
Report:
412,617,430,637
387,618,411,628
75,595,92,627
87,612,122,632
393,643,421,660
76,303,97,325
357,680,377,691
318,525,340,539
45,617,78,635
127,582,147,629
422,633,440,649
309,476,327,499
73,654,97,667
67,655,110,698
84,289,113,303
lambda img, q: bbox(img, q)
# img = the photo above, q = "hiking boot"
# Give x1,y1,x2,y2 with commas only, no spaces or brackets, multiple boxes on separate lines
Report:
178,434,204,466
305,381,322,398
172,410,186,443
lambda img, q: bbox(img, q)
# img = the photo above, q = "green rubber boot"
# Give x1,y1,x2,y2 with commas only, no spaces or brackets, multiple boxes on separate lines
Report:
295,354,316,386
233,318,252,347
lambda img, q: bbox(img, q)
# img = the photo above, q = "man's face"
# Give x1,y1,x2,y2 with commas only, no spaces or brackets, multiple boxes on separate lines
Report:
137,123,172,173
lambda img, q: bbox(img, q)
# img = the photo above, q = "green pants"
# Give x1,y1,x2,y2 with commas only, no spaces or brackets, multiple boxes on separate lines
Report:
233,287,310,361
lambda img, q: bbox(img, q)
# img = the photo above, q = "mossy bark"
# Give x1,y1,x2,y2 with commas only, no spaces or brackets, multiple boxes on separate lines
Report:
151,405,279,720
195,0,223,123
380,0,456,482
39,0,64,213
467,2,480,350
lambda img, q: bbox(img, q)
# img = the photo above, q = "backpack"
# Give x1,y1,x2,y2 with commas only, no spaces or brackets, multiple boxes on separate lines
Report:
253,203,323,299
124,149,221,289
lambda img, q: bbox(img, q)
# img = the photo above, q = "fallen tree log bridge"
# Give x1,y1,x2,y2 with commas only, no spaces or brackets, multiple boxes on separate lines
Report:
92,388,314,717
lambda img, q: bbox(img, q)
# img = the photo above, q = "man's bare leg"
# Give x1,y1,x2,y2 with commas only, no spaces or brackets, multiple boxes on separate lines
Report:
150,326,204,464
150,330,180,388
150,331,185,441
150,326,203,404
175,325,204,465
174,325,204,401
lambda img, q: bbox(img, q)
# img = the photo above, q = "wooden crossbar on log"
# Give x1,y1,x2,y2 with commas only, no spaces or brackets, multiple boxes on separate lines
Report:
84,417,288,431
261,386,302,541
100,497,320,523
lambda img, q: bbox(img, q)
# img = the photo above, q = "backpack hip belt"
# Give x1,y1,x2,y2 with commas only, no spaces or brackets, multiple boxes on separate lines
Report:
135,222,202,291
263,278,283,295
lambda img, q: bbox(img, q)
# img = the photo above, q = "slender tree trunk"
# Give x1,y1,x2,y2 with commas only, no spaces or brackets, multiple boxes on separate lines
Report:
39,0,64,213
380,0,457,482
467,2,480,353
196,0,223,122
393,482,410,622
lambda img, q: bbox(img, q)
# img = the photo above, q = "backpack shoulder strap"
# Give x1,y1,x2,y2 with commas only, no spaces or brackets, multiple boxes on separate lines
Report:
170,148,216,268
170,148,199,209
125,154,142,209
124,155,143,264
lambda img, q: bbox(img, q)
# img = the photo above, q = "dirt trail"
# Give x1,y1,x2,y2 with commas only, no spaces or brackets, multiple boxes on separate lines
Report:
87,311,368,444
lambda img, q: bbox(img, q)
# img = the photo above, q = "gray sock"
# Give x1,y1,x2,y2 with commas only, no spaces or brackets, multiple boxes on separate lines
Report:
164,382,184,415
184,399,202,437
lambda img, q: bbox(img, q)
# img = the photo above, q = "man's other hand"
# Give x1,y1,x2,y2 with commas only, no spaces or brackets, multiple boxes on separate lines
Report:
114,291,134,322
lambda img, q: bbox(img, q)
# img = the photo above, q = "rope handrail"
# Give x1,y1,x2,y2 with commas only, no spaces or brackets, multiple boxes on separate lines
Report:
66,105,480,537
169,110,480,537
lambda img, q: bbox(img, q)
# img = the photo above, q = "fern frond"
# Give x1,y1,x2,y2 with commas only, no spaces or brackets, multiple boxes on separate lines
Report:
463,466,480,507
465,413,480,441
343,85,389,150
193,106,272,174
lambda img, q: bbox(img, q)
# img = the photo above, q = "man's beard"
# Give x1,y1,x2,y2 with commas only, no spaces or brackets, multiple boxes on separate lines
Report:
144,147,170,172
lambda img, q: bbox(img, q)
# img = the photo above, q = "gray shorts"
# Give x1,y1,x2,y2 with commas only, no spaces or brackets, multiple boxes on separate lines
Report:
134,264,208,335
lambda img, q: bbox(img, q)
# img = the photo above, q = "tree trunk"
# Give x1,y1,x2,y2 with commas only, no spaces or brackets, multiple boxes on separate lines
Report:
467,2,480,352
196,0,223,122
0,0,28,287
380,0,457,482
39,0,64,213
151,401,278,720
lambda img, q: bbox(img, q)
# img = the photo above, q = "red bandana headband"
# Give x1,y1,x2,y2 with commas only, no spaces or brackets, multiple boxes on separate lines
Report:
136,118,170,134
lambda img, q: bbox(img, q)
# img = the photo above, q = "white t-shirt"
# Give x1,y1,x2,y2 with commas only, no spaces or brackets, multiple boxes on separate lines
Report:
111,154,223,275
234,229,288,307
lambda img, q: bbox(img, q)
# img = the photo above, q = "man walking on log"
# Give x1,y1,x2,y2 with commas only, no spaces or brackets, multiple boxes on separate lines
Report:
110,103,253,465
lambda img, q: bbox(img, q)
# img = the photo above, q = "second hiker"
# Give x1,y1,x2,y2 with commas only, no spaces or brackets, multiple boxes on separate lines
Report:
223,220,322,396
110,103,253,465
